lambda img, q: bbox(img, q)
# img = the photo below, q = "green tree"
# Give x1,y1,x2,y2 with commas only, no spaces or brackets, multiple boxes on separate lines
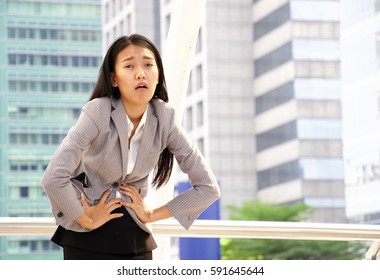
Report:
221,199,367,260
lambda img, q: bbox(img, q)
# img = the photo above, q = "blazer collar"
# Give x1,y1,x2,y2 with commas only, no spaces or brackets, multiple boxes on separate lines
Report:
110,98,158,180
110,98,129,177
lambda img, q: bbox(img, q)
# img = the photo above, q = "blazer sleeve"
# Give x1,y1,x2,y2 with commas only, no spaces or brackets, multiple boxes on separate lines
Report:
40,103,101,221
165,117,221,230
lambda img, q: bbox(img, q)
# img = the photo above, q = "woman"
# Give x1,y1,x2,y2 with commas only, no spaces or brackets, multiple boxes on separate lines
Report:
40,34,220,260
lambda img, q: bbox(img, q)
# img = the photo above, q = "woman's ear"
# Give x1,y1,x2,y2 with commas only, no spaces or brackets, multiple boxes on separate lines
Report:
110,73,117,87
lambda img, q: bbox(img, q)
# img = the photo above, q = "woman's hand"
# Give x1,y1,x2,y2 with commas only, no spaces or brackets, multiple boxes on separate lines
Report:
75,188,123,230
120,184,173,223
120,184,152,223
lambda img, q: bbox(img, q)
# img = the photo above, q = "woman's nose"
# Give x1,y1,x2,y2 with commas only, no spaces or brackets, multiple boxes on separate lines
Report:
136,68,146,79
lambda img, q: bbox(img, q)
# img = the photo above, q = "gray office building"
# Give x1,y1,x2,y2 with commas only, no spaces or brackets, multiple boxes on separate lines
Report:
252,0,345,222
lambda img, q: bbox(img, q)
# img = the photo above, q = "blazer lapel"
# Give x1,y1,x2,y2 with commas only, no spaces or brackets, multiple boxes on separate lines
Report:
110,98,130,178
131,102,158,176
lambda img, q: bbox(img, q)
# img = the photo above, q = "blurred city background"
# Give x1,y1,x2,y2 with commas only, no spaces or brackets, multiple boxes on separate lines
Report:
0,0,379,259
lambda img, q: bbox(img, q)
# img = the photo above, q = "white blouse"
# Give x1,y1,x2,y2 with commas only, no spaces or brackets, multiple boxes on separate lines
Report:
126,109,148,175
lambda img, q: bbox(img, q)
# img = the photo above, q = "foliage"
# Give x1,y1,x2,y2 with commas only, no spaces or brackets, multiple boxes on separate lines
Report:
221,199,368,260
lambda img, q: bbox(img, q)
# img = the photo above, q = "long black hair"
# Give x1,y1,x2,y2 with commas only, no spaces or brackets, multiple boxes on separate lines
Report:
90,34,173,189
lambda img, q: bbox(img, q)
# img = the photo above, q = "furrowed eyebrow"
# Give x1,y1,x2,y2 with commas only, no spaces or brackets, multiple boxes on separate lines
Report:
142,55,155,61
121,55,154,62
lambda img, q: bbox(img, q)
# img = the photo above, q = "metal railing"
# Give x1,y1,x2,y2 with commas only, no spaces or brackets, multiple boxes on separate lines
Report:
0,217,379,259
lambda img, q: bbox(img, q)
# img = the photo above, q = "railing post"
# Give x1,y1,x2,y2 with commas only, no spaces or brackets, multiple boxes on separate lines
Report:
365,241,380,260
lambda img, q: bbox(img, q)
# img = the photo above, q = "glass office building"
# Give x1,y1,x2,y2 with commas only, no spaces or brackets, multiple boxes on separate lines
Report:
0,0,102,259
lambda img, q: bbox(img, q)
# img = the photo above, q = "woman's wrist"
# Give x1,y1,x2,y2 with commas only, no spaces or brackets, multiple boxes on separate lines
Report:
147,205,172,223
75,213,94,229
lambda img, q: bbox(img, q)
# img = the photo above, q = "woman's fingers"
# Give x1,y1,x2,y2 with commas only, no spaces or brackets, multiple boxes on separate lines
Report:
80,193,89,209
109,212,124,220
78,188,127,230
106,199,123,212
119,184,151,223
120,184,140,201
98,188,123,209
99,188,113,203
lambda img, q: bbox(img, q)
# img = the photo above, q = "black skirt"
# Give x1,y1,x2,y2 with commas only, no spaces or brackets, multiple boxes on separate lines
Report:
51,207,157,255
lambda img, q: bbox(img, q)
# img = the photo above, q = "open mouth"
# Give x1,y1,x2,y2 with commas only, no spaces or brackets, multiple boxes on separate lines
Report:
135,83,148,90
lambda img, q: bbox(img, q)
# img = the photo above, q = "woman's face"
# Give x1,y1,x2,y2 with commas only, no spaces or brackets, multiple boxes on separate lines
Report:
111,44,159,110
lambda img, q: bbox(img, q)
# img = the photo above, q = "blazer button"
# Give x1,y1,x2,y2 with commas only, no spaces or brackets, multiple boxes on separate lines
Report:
112,182,119,188
57,212,63,218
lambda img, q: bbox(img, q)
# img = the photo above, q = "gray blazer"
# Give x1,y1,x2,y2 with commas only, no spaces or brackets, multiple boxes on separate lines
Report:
40,97,220,233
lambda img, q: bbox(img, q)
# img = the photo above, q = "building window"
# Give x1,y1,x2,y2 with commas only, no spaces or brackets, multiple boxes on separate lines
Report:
28,28,36,39
7,27,16,38
42,240,50,251
256,121,297,152
292,39,340,61
20,164,28,171
294,78,341,100
299,158,344,180
256,119,341,152
7,239,61,254
254,42,292,77
20,186,29,198
120,20,124,35
187,72,193,95
41,81,49,91
254,3,290,41
255,82,294,115
19,134,28,144
257,160,300,189
40,29,48,39
28,28,37,39
7,27,101,42
165,14,171,37
196,28,202,53
9,132,66,145
195,64,203,90
196,101,203,127
297,119,341,140
8,54,16,65
8,81,17,91
51,30,58,40
295,61,340,78
127,13,132,34
72,108,81,119
186,107,193,131
8,79,94,94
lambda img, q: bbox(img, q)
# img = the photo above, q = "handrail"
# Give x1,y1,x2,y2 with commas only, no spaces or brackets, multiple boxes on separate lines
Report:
1,217,379,259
